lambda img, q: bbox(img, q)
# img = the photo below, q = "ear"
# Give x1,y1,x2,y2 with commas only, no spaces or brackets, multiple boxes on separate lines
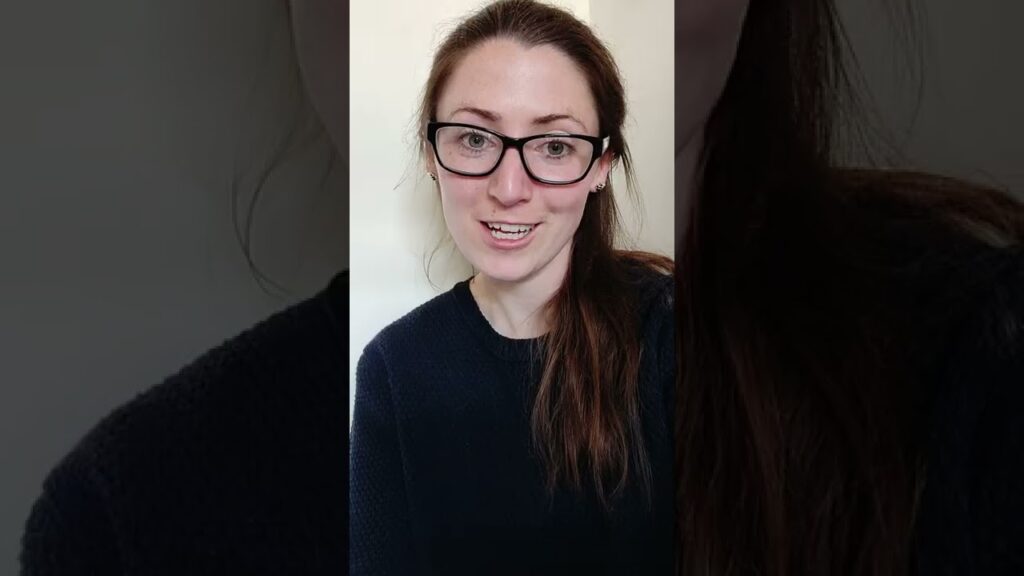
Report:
424,142,438,179
590,150,613,193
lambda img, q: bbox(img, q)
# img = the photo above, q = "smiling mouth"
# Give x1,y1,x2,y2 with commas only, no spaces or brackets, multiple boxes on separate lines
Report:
484,221,537,240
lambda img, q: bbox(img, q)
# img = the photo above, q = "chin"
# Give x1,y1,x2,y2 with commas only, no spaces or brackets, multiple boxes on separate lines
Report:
472,257,535,285
476,265,531,284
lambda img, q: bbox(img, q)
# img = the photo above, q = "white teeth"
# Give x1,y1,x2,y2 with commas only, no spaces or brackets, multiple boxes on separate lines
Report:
486,222,534,241
491,229,529,240
487,222,534,233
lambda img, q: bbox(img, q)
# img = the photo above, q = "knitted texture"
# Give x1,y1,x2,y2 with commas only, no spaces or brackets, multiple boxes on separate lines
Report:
349,268,676,575
20,272,349,575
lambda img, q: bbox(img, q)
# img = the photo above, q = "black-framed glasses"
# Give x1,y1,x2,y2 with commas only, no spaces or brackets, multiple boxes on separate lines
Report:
426,121,608,185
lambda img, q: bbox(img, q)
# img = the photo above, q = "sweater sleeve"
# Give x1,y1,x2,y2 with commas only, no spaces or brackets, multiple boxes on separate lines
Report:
20,451,123,575
349,341,417,575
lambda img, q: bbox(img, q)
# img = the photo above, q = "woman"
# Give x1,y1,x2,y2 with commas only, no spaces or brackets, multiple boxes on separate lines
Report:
19,1,348,573
349,0,674,573
676,1,1023,574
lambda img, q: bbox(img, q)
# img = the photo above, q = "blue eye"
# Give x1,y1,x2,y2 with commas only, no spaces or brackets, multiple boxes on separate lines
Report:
545,140,571,157
460,131,491,150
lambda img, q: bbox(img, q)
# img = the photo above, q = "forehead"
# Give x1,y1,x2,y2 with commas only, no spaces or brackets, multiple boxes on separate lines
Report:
436,38,599,133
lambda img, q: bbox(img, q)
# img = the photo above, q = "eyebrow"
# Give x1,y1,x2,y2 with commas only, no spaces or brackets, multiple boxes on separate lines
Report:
532,113,587,132
450,106,500,122
448,107,589,132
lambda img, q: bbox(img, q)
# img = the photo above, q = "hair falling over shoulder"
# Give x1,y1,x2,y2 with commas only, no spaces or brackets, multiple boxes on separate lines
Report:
675,1,1023,575
420,0,674,506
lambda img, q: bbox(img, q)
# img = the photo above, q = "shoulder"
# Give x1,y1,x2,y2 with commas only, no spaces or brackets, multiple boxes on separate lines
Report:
829,170,1023,338
618,257,674,327
831,168,1024,257
616,257,675,377
21,441,122,573
25,272,349,559
84,272,347,452
359,283,464,363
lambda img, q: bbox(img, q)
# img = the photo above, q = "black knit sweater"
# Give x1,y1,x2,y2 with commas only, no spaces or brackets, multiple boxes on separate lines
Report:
20,272,349,575
349,268,677,575
17,248,1023,575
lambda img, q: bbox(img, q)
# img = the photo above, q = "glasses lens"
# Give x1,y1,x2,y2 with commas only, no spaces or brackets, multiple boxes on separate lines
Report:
435,126,502,175
523,136,595,183
434,126,597,183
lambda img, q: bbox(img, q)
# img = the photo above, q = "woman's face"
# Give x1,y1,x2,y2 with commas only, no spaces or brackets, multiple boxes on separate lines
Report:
675,0,749,153
432,39,610,285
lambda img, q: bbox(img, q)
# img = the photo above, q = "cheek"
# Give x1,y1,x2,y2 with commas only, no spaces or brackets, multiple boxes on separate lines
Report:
546,187,591,223
439,181,480,218
439,182,488,246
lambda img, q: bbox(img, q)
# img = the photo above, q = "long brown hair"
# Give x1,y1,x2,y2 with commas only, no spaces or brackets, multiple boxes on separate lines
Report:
418,0,673,504
677,1,1024,575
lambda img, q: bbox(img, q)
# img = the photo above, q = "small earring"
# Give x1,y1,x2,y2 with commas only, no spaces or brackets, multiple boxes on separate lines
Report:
595,182,606,191
427,172,437,181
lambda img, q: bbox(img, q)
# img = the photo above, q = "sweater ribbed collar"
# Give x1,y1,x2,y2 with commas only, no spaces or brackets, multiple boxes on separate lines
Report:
451,278,543,363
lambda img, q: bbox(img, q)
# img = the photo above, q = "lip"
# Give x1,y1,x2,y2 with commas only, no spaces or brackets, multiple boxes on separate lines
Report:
479,221,539,250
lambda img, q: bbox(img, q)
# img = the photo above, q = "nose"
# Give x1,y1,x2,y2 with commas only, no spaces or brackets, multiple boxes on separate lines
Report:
487,147,532,207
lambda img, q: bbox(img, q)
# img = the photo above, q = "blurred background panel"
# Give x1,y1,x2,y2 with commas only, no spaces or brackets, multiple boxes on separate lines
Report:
0,0,345,571
839,0,1024,195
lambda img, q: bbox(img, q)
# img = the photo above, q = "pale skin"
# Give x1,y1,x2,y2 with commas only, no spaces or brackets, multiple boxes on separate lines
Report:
290,0,747,330
428,39,612,340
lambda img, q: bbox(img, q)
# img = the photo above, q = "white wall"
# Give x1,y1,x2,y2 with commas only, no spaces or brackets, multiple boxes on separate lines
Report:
589,0,675,257
349,0,674,419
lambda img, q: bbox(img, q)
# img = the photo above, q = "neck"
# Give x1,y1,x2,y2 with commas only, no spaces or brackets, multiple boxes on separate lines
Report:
469,245,571,339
